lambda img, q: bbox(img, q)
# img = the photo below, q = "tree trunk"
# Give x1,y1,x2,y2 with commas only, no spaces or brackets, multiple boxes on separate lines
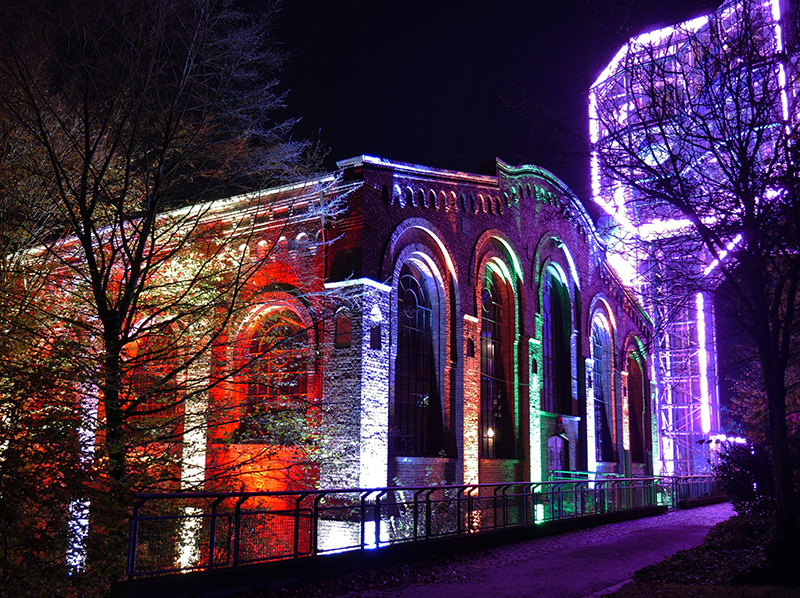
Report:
761,354,798,566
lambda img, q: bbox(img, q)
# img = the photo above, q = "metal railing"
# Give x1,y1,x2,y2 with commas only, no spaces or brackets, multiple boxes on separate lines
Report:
656,474,720,507
126,475,718,578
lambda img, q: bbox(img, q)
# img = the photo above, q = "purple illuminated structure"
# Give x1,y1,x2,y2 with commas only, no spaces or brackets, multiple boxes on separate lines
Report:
589,0,790,473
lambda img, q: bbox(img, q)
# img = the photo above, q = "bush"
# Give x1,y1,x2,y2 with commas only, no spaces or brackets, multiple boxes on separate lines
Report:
712,443,774,516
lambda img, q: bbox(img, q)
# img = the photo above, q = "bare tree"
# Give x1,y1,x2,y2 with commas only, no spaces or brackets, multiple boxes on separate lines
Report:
592,0,799,562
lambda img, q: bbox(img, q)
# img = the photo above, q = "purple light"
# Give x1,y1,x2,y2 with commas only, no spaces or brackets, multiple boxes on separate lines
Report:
591,15,710,89
703,233,743,276
696,292,711,434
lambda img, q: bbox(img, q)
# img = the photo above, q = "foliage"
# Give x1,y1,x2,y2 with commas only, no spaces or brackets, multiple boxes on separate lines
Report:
592,0,800,554
0,0,337,595
712,444,774,517
633,514,772,586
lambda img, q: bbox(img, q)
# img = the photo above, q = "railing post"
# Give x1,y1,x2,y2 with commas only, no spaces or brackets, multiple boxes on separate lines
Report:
127,498,146,578
293,494,308,557
522,485,529,524
312,493,326,556
373,492,382,548
425,490,433,539
467,486,475,532
579,482,586,516
208,496,225,568
359,492,368,550
233,496,247,566
599,480,607,514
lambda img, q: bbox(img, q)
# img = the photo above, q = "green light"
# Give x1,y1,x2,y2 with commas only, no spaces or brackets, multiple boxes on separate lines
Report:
496,237,523,283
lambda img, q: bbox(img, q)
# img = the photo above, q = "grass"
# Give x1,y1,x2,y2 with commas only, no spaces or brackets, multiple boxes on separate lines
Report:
606,512,800,597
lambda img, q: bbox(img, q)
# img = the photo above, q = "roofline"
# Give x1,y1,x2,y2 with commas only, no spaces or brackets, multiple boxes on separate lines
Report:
336,154,497,186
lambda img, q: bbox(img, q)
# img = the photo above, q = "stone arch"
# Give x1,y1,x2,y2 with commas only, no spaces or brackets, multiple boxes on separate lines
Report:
404,187,414,208
469,229,524,315
215,292,320,490
382,218,460,287
532,232,580,302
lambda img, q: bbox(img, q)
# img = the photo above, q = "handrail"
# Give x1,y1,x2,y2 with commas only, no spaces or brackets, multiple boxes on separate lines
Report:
126,475,719,578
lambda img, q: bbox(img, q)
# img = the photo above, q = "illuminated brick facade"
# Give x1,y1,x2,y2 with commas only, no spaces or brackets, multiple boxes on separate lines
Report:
184,155,657,490
47,154,655,502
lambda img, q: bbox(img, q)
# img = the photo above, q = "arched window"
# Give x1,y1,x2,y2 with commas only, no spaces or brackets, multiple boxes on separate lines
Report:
393,263,444,455
592,321,616,462
627,355,646,463
480,266,515,458
542,270,571,414
241,309,309,443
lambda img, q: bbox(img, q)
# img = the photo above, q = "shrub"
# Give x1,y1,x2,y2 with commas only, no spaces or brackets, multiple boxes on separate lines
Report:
712,443,774,516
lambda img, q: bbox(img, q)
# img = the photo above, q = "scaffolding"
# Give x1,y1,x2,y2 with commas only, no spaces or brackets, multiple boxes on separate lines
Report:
587,0,780,474
647,267,720,474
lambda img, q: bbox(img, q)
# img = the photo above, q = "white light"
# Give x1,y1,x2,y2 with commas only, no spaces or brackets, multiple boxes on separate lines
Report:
177,507,203,570
325,277,393,293
704,234,743,275
590,151,602,202
638,218,693,240
771,0,781,23
363,520,390,549
589,92,599,143
66,499,90,573
592,15,710,88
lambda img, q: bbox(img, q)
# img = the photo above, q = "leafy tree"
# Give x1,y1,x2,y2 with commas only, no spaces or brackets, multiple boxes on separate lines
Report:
592,0,800,562
0,0,337,594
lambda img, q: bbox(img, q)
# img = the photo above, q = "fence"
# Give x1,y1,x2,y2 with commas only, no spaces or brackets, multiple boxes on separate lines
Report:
126,475,718,578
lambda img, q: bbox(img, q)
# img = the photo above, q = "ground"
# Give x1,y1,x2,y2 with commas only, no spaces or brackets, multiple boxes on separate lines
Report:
241,503,800,598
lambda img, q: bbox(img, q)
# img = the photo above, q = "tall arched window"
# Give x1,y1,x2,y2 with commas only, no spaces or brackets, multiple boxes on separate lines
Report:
627,355,646,463
242,309,309,443
542,270,571,414
592,321,616,462
393,263,444,455
480,266,515,458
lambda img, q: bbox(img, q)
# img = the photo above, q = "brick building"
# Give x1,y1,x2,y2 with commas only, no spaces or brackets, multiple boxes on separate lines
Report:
202,154,656,494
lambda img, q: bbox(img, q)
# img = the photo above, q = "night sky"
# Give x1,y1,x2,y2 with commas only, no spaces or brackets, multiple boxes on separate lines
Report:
277,1,719,199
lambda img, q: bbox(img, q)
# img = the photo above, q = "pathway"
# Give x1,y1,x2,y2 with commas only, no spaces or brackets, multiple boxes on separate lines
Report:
335,502,734,598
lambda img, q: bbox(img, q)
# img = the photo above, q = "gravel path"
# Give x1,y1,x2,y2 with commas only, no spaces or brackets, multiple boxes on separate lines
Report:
260,503,734,598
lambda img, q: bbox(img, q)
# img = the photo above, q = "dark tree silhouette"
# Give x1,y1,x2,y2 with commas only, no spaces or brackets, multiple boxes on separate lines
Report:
592,0,799,563
0,0,340,594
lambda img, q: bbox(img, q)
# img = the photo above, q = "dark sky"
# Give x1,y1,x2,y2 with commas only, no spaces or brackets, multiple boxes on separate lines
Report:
277,1,719,199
